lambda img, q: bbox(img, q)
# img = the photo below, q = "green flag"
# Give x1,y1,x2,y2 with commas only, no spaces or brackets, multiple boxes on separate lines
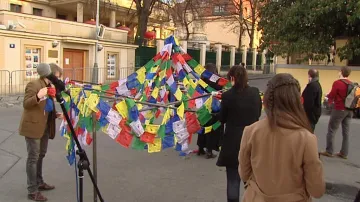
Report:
101,84,110,91
212,121,221,130
125,98,136,109
206,86,216,93
131,137,146,150
158,125,166,139
144,60,155,71
196,106,212,126
187,59,198,68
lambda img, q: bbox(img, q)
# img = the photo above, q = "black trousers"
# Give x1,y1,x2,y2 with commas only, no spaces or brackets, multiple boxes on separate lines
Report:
354,189,360,202
226,167,241,202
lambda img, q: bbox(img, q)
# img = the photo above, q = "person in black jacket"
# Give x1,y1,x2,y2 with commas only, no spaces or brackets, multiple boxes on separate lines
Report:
216,65,262,202
197,63,223,159
302,69,323,132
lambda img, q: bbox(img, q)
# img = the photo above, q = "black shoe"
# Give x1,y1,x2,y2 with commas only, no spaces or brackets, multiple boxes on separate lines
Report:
197,148,206,156
205,152,217,159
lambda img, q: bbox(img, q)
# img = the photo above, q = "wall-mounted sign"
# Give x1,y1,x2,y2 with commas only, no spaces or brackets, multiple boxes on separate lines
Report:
9,44,15,48
65,58,70,65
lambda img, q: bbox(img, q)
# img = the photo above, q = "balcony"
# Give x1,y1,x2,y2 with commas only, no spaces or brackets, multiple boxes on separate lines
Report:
0,11,128,43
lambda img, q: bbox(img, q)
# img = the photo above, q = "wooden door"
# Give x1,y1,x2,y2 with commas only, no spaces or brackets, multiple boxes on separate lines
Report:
63,49,85,81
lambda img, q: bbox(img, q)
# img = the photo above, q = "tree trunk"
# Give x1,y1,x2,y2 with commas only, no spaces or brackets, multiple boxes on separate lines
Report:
185,24,190,40
135,10,149,46
238,25,243,50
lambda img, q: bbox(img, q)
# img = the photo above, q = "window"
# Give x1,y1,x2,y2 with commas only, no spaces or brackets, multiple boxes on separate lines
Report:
106,53,118,79
10,4,22,13
33,8,43,16
57,14,67,20
213,5,226,15
25,47,42,78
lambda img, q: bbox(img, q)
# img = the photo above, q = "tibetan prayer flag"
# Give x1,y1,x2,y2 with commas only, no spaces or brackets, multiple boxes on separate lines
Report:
194,64,206,75
174,87,182,101
162,108,171,125
85,93,100,112
144,60,155,71
145,124,160,134
218,77,228,86
177,102,185,119
131,137,146,150
140,132,156,144
187,59,198,68
204,96,213,111
189,79,197,89
116,130,133,148
162,135,174,149
212,121,221,130
158,125,166,139
198,79,208,89
205,126,212,134
202,70,212,79
151,87,159,98
115,100,128,118
196,106,212,126
148,138,162,153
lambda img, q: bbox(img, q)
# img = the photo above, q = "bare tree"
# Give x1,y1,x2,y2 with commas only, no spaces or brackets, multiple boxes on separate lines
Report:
168,0,208,40
133,0,158,46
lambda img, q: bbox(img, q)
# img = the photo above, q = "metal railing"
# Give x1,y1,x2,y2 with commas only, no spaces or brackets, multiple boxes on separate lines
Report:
0,67,135,96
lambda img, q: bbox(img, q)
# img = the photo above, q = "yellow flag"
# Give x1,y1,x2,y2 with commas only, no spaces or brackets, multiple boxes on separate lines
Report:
70,88,81,102
145,124,160,134
159,69,166,80
194,64,206,75
198,79,208,89
150,66,158,73
189,79,197,89
151,87,159,98
92,85,102,91
115,100,128,118
174,87,182,101
84,90,91,99
77,97,85,115
183,77,189,88
204,96,213,111
205,126,212,134
162,108,171,125
145,120,150,125
148,138,162,153
177,102,185,119
65,133,71,150
137,103,143,111
85,93,99,112
136,67,146,84
102,124,109,134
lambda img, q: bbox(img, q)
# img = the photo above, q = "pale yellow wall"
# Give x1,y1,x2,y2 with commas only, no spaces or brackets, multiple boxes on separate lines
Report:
8,0,56,18
276,66,360,98
335,39,348,66
0,37,4,68
4,37,21,70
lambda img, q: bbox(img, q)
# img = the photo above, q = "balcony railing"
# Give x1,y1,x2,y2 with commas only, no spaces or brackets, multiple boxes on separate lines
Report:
0,11,128,43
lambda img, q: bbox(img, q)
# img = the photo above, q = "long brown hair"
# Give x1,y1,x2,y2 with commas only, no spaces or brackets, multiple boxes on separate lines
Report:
264,73,312,132
227,65,248,91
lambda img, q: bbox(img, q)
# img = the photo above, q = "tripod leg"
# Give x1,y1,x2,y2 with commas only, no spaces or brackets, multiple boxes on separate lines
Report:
87,168,105,202
79,165,84,202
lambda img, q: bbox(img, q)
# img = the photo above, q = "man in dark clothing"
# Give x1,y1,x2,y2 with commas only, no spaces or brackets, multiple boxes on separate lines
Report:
302,69,323,132
320,66,353,159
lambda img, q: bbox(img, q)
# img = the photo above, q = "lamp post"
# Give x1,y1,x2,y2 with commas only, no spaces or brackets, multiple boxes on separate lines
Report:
92,0,100,83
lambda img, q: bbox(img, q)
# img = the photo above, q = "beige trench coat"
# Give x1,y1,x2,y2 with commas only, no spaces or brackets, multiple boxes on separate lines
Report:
239,118,325,202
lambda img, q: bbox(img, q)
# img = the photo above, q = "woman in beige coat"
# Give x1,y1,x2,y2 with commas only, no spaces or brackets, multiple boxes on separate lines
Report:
239,73,325,202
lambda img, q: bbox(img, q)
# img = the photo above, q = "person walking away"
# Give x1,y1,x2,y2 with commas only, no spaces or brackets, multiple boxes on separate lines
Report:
197,63,223,158
320,66,353,159
302,68,323,132
19,63,63,201
239,73,325,202
216,65,262,202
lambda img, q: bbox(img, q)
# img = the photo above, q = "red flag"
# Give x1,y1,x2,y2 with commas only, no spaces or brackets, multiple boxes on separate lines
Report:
153,53,162,61
185,112,201,135
145,87,151,97
172,53,180,64
192,91,201,98
182,54,192,61
130,88,137,96
166,67,173,78
163,92,169,103
110,81,119,89
95,110,101,120
86,132,93,145
112,101,117,110
218,77,228,86
116,130,133,148
161,51,169,60
106,89,114,96
155,109,161,118
140,132,155,144
176,54,186,65
188,99,195,108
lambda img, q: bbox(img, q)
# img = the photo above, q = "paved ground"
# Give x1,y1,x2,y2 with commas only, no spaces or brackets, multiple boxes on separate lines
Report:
0,76,359,202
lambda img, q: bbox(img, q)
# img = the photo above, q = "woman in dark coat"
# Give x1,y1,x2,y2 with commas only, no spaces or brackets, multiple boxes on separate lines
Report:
216,65,262,202
197,63,223,159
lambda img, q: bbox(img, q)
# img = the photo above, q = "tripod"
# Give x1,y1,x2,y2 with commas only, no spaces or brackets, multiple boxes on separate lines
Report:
55,92,105,202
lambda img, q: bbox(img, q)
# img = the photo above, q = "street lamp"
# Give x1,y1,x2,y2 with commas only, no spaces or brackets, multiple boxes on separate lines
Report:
92,0,100,83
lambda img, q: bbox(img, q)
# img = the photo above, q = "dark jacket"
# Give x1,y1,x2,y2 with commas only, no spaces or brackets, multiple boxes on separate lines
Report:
302,78,322,125
197,77,223,151
216,86,262,168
